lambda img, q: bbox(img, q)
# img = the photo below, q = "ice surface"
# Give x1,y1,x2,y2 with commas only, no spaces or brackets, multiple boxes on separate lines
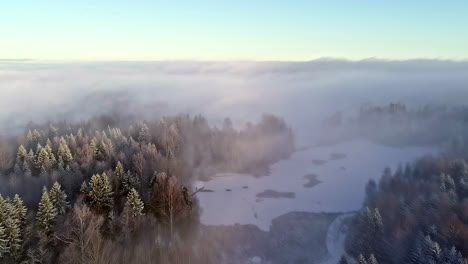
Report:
194,140,437,231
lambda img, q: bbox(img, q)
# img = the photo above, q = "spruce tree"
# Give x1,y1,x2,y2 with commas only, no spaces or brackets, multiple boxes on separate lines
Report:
0,195,8,223
88,173,114,213
80,181,89,195
12,195,27,227
3,217,21,257
121,170,140,196
57,137,73,164
22,160,32,176
44,144,56,167
0,225,7,258
49,182,69,215
92,140,107,161
35,143,43,155
26,130,33,147
125,188,144,218
27,149,35,161
36,148,49,170
27,129,41,149
114,161,125,181
36,188,57,233
16,145,27,163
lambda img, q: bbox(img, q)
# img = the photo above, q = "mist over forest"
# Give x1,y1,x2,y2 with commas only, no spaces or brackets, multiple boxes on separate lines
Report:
2,59,468,142
1,59,468,264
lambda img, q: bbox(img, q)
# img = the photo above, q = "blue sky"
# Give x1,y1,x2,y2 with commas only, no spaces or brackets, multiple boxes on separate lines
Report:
1,0,467,61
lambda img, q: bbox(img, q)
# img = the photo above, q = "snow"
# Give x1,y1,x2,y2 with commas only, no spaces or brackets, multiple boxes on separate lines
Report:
194,140,437,231
322,213,355,264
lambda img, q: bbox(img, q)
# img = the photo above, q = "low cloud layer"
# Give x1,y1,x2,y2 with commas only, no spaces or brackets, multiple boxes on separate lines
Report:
1,59,468,143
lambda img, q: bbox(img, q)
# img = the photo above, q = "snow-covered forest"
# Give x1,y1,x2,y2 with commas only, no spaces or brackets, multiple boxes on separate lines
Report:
0,113,293,263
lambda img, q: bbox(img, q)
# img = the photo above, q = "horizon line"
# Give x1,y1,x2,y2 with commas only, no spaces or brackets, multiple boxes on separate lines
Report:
1,57,468,63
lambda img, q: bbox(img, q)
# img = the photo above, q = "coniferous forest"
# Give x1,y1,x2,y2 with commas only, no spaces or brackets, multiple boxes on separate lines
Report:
0,113,294,263
340,104,468,264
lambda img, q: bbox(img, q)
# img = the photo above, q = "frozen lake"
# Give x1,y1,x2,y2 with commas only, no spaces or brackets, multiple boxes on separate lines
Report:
194,140,437,231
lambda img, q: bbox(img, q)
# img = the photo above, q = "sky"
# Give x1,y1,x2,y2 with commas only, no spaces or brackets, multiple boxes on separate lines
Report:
1,1,468,61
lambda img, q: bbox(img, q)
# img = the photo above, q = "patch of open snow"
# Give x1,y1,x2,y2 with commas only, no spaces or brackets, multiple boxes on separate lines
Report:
194,140,437,231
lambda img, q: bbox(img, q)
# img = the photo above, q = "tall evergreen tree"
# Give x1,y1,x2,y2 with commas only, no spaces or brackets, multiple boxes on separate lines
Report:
49,182,69,215
114,161,125,181
0,195,8,224
22,160,32,176
57,137,73,164
3,217,21,257
88,173,114,213
0,225,7,258
12,195,27,227
121,170,140,196
125,188,144,218
36,188,57,233
16,145,27,163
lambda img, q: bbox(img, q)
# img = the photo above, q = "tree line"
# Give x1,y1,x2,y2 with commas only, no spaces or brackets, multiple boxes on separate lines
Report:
341,104,468,264
0,113,294,263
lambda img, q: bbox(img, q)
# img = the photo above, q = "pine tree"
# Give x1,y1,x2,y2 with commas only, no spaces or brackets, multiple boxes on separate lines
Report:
114,161,125,181
26,130,33,147
57,137,73,164
16,145,27,163
27,149,35,161
36,187,57,233
88,173,114,213
3,217,21,257
45,138,52,148
44,144,56,167
0,195,8,223
137,122,150,142
12,195,27,227
22,160,32,176
49,182,69,215
27,129,41,149
36,148,49,170
92,140,107,161
80,181,89,195
0,225,7,258
125,188,144,218
121,170,140,196
77,128,83,139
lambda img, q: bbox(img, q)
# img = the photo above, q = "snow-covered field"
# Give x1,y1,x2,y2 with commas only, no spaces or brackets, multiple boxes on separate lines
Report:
194,140,437,231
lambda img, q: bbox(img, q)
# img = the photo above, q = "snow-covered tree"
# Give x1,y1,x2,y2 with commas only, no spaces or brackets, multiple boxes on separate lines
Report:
36,187,57,233
16,145,27,163
12,194,27,227
88,173,114,213
3,217,21,257
125,188,144,218
49,182,69,215
121,170,140,196
57,137,73,164
0,225,7,258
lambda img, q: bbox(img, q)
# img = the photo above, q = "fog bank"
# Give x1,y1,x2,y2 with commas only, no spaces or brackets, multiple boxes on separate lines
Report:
1,59,468,144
